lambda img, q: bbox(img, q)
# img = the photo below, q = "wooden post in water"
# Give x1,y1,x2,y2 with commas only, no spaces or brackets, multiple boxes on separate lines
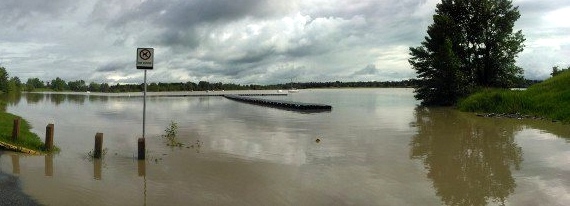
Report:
94,133,104,159
138,138,145,160
12,118,20,141
45,124,54,151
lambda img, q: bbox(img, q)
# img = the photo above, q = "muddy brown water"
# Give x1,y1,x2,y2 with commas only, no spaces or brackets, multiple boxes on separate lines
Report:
0,89,568,205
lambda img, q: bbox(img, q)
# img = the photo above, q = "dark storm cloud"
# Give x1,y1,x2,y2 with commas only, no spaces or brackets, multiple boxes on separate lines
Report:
94,0,294,49
156,0,291,27
106,0,292,29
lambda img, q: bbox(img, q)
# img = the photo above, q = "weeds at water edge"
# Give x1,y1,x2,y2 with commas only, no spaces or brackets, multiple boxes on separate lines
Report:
84,148,108,161
162,121,184,147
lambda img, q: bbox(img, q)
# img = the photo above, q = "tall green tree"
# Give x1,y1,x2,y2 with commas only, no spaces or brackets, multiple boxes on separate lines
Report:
100,83,110,92
50,77,68,91
88,82,101,92
410,0,525,106
26,78,45,91
7,77,21,93
68,80,87,92
0,67,9,92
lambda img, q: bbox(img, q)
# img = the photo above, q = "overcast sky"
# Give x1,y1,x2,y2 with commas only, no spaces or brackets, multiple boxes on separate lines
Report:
0,0,568,85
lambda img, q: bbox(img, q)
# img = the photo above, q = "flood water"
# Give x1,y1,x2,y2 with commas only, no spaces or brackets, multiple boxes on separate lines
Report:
0,88,569,205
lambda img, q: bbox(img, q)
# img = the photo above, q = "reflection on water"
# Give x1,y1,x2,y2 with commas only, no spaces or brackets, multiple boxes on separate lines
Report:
22,93,111,106
49,93,67,106
411,107,523,205
45,154,53,177
93,159,102,180
137,160,146,177
24,93,44,104
11,154,19,174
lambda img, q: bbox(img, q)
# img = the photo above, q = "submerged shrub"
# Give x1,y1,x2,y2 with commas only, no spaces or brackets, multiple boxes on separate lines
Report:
163,121,183,147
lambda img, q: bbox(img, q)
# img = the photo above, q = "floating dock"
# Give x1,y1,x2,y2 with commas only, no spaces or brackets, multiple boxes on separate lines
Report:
224,95,332,111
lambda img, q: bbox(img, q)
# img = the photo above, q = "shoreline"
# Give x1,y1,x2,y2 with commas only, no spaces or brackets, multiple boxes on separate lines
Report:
0,109,46,154
28,90,288,97
26,87,414,97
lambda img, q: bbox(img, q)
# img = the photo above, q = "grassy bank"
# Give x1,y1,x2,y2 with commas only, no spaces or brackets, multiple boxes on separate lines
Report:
459,70,570,123
0,102,48,152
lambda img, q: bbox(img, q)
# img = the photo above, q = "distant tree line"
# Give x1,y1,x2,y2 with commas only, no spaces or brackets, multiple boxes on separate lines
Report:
21,78,418,93
19,77,541,93
0,66,545,94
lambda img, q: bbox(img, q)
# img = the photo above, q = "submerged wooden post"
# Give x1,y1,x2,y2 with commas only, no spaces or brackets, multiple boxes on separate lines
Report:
12,118,20,141
45,124,54,151
138,138,145,160
94,133,103,159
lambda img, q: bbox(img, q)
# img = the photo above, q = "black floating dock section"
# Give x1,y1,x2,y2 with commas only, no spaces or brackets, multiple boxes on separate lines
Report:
224,95,332,111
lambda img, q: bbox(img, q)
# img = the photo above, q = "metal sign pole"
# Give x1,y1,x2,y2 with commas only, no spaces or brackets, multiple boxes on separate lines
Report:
143,69,147,139
136,47,153,160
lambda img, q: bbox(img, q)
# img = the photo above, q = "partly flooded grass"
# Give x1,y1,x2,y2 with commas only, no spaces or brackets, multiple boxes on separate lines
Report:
0,109,46,152
459,70,570,123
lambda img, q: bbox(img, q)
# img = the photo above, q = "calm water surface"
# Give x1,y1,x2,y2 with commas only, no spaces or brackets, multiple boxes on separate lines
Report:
0,88,568,205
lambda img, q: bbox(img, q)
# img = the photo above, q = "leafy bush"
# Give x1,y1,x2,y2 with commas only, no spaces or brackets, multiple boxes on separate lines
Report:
162,121,183,147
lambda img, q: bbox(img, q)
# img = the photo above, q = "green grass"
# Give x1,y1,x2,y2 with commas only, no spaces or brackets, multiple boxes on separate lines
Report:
0,103,52,152
459,70,570,123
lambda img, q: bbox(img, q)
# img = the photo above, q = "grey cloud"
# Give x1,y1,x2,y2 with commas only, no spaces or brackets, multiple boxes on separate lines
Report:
107,0,293,28
96,61,131,72
0,0,77,27
154,0,290,27
516,0,570,14
305,0,432,21
152,29,201,49
212,65,265,79
227,47,276,64
98,0,294,49
267,65,307,81
1,0,565,84
94,0,430,83
353,65,379,76
515,0,570,29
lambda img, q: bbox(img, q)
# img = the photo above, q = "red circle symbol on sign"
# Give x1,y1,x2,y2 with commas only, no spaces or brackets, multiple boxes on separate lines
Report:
139,49,152,60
